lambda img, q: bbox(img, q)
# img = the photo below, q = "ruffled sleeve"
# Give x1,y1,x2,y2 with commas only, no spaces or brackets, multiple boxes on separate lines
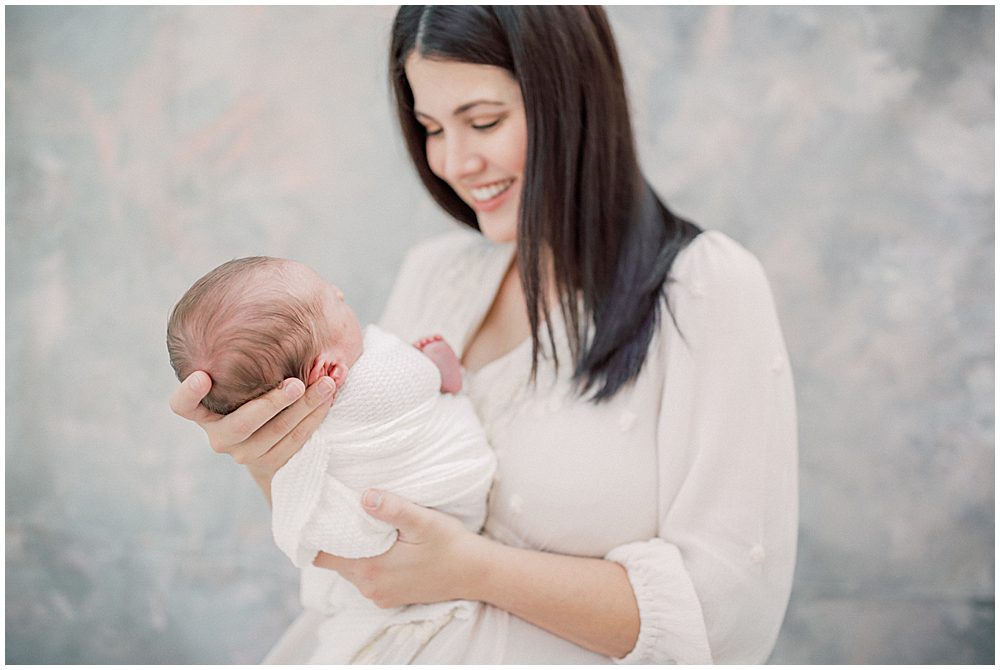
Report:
605,231,798,664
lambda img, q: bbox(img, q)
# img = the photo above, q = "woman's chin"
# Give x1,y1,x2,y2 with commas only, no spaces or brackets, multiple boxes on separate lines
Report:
475,215,518,245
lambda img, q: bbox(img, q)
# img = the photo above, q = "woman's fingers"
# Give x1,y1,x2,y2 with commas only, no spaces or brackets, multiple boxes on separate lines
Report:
224,376,336,462
171,372,336,476
251,395,334,471
169,371,218,424
206,378,306,447
312,551,349,572
361,489,432,541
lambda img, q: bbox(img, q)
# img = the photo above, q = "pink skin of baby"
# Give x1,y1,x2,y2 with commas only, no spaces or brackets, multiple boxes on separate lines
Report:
299,264,462,395
280,261,462,400
306,329,462,395
414,335,463,394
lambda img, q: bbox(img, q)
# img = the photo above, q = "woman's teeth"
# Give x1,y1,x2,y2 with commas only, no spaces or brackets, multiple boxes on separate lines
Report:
470,179,514,202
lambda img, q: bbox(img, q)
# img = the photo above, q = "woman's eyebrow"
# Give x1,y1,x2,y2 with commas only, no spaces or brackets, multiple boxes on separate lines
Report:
415,100,505,121
453,99,504,115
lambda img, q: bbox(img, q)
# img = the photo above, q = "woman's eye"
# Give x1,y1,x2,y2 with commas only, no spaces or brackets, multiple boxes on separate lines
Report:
472,119,501,131
425,127,443,137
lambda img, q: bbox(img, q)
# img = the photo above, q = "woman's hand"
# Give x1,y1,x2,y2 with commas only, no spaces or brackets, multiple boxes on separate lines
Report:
312,489,488,609
169,370,337,500
315,489,640,658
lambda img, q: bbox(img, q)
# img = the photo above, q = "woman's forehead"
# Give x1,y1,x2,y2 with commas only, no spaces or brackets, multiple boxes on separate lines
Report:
405,54,519,112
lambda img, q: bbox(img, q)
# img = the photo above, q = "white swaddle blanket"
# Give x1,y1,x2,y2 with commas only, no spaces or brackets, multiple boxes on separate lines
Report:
270,325,496,664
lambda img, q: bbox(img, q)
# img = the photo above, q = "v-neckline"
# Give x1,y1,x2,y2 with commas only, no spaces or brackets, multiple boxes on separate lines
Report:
464,330,533,381
457,243,527,375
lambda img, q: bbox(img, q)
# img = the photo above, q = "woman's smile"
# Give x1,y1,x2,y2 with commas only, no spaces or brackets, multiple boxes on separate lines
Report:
468,178,516,211
405,54,528,244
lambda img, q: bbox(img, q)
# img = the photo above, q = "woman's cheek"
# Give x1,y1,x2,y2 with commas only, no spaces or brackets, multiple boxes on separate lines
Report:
496,114,527,173
425,142,445,182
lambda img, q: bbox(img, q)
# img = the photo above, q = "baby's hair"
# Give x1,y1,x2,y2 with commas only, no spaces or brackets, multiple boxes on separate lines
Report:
166,256,329,415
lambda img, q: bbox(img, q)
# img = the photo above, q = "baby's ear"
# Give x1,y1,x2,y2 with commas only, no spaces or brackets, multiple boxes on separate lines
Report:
307,353,347,388
327,362,348,389
306,354,332,386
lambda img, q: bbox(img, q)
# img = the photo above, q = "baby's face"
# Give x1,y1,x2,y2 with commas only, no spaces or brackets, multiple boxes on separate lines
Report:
313,272,364,368
283,261,364,382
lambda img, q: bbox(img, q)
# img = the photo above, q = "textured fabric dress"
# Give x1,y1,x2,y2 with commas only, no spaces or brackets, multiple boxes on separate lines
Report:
263,228,798,664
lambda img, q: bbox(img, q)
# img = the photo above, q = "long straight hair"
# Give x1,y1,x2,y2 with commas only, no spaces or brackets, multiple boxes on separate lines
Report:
391,6,702,401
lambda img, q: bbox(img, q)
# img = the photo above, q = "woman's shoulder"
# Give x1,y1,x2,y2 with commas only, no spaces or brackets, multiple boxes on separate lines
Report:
659,229,782,343
669,229,772,299
391,226,515,301
399,226,501,273
378,226,513,336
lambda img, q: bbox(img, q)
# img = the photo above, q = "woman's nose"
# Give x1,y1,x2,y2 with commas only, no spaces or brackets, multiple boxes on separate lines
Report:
443,139,486,183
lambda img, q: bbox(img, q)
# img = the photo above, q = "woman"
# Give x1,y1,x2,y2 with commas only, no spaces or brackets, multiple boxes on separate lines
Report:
170,6,797,663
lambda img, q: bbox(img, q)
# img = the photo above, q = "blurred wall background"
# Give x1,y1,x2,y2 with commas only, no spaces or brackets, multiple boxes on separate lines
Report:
6,5,993,663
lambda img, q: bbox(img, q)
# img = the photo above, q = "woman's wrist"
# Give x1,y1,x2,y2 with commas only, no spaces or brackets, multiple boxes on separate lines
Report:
449,534,640,658
455,530,503,602
247,466,273,506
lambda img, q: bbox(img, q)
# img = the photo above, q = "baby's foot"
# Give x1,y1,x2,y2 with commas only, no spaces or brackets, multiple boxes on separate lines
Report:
414,335,463,394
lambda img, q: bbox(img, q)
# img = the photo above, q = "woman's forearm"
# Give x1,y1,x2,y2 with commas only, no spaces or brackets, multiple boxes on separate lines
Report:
462,535,640,659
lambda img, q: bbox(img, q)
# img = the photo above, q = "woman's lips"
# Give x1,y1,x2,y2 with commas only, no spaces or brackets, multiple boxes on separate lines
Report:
468,178,515,212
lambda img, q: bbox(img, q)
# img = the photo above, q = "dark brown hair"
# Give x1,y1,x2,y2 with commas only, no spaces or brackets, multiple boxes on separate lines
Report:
391,6,702,401
166,257,328,414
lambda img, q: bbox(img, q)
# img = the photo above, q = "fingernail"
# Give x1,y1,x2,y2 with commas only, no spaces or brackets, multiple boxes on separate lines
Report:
363,489,383,509
187,372,208,393
283,379,304,399
319,377,336,397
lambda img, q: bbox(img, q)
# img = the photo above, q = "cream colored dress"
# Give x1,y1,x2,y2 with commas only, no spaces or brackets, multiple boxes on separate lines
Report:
264,228,798,664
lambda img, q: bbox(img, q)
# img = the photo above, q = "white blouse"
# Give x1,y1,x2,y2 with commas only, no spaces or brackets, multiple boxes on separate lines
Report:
264,227,798,664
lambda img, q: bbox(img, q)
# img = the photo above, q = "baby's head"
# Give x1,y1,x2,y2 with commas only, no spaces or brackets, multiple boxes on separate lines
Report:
167,256,363,415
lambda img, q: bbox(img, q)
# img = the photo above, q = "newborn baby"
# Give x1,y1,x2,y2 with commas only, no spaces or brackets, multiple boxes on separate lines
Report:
166,256,496,663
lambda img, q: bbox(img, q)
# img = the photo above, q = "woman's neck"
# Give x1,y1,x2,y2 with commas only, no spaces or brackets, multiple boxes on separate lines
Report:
461,260,532,373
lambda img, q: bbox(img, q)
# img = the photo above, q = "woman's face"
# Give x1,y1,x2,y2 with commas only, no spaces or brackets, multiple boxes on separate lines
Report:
405,54,528,245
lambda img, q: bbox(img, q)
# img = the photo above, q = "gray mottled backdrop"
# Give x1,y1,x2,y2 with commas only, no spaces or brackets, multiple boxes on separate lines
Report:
6,5,993,664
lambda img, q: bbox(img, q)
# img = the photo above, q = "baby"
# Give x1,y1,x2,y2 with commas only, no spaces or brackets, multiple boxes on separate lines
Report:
166,256,496,663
